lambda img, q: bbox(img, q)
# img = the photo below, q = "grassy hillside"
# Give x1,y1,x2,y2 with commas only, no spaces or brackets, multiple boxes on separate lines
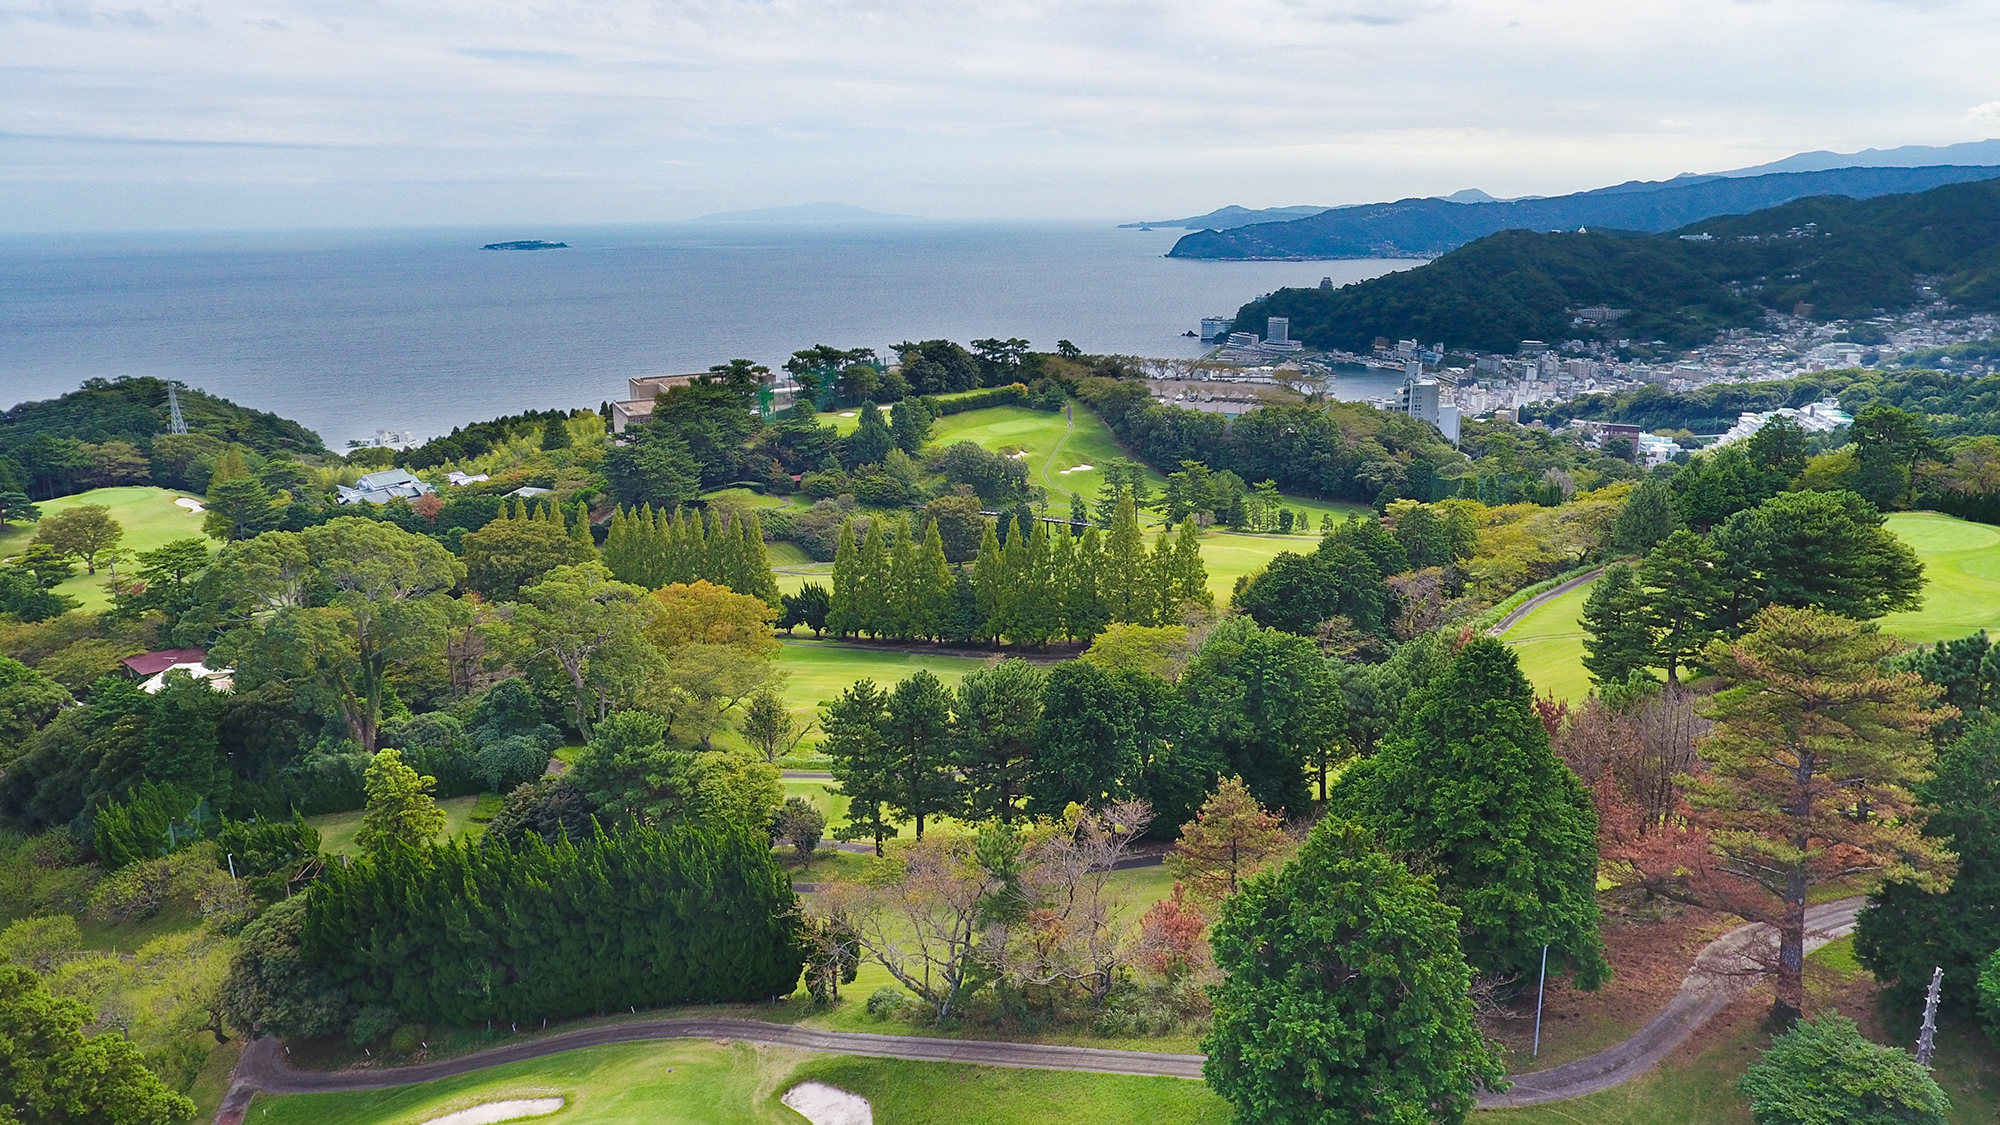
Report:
0,485,210,611
1501,511,2000,703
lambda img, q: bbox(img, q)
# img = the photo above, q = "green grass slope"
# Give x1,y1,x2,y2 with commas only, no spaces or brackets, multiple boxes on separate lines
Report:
0,486,209,611
1500,579,1598,705
1501,511,2000,703
1876,512,2000,642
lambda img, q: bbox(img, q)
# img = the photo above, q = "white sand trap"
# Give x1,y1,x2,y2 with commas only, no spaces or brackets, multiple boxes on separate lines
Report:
174,497,205,513
839,412,857,418
1009,450,1029,459
782,1081,873,1125
419,1097,564,1125
1058,463,1093,474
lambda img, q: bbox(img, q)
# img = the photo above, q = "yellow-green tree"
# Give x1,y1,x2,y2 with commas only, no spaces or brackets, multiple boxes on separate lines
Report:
356,748,446,855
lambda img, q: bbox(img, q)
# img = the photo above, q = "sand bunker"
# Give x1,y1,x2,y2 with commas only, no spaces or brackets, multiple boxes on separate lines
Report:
174,497,205,512
419,1097,565,1125
1058,463,1093,474
781,1081,873,1125
839,412,857,418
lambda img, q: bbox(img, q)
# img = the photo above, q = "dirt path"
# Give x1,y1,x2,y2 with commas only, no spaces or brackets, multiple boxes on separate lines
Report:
1486,567,1605,638
214,897,1865,1121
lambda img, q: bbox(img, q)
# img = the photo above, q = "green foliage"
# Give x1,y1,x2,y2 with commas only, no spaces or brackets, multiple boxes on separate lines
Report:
0,376,323,499
1612,476,1680,553
778,582,832,636
0,963,196,1123
1234,515,1404,640
1179,617,1342,818
1738,1013,1947,1125
92,781,211,870
220,894,352,1039
460,508,596,600
1229,178,2000,353
298,824,803,1024
355,749,446,856
1075,378,1457,505
1580,562,1655,686
598,505,778,602
953,659,1046,823
1980,948,2000,1041
775,794,826,860
1201,816,1505,1125
1333,637,1607,987
564,711,699,827
31,503,122,575
214,812,322,901
1710,489,1924,624
0,654,70,757
1855,717,2000,1016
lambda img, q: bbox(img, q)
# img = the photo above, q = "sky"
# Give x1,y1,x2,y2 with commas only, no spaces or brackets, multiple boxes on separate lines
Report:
5,0,2000,230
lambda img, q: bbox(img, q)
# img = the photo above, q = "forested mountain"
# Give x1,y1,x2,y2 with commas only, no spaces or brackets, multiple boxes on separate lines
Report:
1170,164,2000,261
0,377,327,497
1232,178,2000,353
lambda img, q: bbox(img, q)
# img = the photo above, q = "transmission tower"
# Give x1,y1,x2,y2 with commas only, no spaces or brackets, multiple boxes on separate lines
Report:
166,382,189,435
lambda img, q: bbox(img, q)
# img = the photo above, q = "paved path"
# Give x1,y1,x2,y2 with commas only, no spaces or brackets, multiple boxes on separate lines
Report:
1487,568,1605,638
214,898,1864,1122
1480,896,1862,1107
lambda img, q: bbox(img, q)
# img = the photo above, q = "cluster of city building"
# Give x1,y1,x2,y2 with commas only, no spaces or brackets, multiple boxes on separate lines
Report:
1192,303,2000,446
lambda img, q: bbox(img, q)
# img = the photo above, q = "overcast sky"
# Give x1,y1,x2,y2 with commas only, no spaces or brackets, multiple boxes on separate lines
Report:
5,0,1999,230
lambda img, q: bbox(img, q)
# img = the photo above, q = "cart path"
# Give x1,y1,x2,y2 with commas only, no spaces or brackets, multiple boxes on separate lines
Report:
1487,568,1605,637
215,897,1863,1122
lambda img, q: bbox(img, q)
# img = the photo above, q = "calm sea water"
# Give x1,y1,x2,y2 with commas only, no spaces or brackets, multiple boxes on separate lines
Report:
0,222,1413,448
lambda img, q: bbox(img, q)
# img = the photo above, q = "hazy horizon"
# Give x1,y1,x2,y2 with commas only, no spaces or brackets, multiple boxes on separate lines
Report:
7,0,2000,233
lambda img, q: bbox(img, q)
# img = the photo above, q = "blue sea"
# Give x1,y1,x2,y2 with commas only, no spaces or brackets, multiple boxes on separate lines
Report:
0,222,1414,448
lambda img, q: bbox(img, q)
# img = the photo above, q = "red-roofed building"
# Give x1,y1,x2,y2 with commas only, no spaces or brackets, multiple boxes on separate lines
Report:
121,649,209,679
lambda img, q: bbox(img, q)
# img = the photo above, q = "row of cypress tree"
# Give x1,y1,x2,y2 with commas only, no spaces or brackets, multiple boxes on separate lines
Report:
298,826,803,1024
599,504,780,603
827,494,1209,646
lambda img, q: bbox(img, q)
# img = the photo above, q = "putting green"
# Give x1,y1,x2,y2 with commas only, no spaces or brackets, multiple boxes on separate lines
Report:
1877,511,2000,642
0,486,210,611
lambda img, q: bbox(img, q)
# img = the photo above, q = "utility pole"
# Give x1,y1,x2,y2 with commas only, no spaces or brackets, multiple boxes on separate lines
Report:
1916,966,1943,1067
166,381,189,434
1533,943,1549,1057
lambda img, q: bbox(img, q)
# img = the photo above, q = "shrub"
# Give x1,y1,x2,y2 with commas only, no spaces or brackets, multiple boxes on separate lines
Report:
866,986,908,1019
1739,1013,1948,1125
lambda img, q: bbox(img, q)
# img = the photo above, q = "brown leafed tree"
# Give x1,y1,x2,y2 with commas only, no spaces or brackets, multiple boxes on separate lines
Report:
1168,777,1291,901
1688,606,1954,1020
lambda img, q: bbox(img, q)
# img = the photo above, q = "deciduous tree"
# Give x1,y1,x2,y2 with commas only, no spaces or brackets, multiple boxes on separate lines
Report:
31,503,122,575
1202,817,1505,1125
1167,777,1288,900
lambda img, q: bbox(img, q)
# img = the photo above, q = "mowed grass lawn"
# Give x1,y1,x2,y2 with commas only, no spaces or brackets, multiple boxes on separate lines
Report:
1500,511,2000,704
247,1039,1230,1125
776,639,991,720
0,485,209,610
307,794,484,856
1877,511,2000,642
1500,579,1598,705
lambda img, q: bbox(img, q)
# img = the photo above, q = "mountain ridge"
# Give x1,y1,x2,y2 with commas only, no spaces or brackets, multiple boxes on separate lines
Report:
1170,164,2000,261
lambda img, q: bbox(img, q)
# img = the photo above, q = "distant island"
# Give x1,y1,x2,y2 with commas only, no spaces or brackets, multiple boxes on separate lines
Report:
482,240,569,251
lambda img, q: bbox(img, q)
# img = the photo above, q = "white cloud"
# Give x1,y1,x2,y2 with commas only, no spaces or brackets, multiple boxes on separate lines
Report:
2,0,1999,227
